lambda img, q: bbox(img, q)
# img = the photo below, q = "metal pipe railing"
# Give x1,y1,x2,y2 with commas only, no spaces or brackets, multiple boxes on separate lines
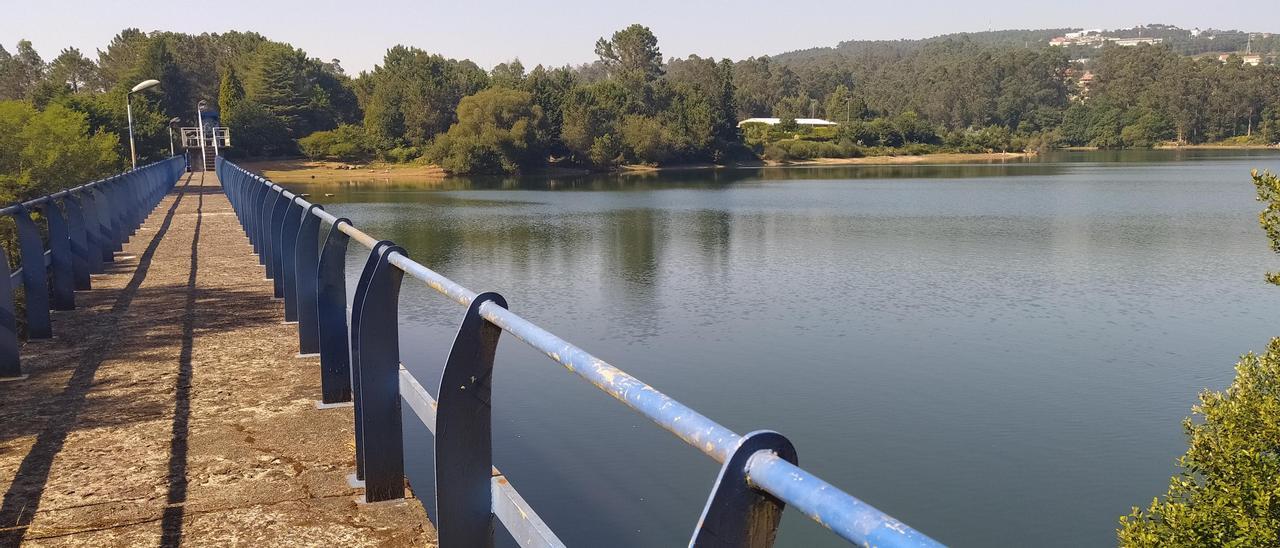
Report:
0,156,187,379
214,157,944,548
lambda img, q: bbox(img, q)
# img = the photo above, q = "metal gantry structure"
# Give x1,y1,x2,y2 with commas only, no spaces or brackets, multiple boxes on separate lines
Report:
0,156,187,379
216,157,944,548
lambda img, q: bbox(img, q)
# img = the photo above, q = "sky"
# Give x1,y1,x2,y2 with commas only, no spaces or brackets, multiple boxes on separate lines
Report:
4,0,1279,74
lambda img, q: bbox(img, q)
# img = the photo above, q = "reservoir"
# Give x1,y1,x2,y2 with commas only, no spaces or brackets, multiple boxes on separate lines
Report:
278,149,1280,546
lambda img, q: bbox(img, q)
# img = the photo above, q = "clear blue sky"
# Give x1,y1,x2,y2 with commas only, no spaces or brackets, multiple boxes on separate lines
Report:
5,0,1279,73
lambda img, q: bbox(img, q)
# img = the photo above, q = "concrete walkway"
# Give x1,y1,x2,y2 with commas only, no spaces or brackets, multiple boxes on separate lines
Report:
0,172,433,546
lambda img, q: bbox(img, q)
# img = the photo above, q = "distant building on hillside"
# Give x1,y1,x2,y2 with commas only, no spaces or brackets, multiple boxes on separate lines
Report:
1218,53,1265,66
1071,71,1097,102
1110,37,1163,47
737,118,839,127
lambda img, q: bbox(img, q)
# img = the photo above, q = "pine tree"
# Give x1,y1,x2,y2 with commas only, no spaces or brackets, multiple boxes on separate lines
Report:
130,38,190,120
246,43,310,136
218,66,245,115
48,47,98,93
95,29,149,91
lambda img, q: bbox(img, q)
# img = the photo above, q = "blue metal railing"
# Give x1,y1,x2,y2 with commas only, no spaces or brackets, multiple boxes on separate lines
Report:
0,156,187,379
215,157,944,548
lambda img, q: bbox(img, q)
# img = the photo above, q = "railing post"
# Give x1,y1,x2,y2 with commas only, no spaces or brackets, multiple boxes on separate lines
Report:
352,243,407,503
79,190,106,273
436,291,509,548
295,205,323,355
13,208,51,338
280,197,305,321
349,240,393,481
90,187,115,263
43,201,76,311
0,247,20,378
250,180,268,253
257,185,277,269
106,181,126,252
316,218,353,404
689,431,798,548
269,192,291,297
63,195,92,289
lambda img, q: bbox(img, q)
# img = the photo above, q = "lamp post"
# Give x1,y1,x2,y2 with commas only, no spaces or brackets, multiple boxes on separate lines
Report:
126,79,161,170
197,100,208,172
167,117,181,157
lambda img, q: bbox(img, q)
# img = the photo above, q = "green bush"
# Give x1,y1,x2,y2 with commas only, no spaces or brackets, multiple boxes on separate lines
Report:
384,146,422,164
0,100,120,203
1118,338,1280,546
297,125,372,161
425,88,549,174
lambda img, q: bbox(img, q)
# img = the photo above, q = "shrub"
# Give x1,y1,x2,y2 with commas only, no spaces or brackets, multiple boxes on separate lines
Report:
297,125,372,161
384,146,422,164
1117,338,1280,546
426,88,549,174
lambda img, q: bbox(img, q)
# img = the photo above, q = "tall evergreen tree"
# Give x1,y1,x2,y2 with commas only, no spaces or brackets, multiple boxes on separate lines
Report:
48,47,98,93
0,40,47,100
218,66,245,115
96,29,149,91
130,38,190,120
245,43,311,135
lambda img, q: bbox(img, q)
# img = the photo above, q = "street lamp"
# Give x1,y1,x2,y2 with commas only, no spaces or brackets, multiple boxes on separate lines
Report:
167,117,181,157
126,79,161,170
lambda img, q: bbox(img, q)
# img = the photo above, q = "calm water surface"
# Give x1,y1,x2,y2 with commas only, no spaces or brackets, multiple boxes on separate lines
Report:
279,150,1280,547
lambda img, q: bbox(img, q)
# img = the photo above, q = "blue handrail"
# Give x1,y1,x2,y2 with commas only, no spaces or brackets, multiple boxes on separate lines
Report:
215,157,944,548
0,156,186,379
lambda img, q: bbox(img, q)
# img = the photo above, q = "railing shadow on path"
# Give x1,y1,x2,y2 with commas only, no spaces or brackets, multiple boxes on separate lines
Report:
0,176,193,544
159,173,203,547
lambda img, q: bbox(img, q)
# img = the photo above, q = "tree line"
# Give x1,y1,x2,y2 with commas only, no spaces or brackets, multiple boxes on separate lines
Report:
3,24,1280,180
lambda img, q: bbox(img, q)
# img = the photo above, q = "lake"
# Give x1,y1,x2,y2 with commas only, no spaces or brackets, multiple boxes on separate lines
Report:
276,149,1280,547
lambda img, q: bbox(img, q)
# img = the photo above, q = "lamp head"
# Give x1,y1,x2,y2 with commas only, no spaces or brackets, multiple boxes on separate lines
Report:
130,79,161,93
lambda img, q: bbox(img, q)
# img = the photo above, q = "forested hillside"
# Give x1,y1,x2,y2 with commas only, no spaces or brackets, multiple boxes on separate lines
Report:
2,23,1279,180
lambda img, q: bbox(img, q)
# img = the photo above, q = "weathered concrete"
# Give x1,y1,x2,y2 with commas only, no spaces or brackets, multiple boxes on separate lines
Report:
0,172,434,546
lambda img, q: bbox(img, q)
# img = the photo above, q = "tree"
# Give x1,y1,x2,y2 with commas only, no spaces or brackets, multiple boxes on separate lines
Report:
47,48,98,93
95,29,149,91
560,81,629,167
359,45,490,148
1117,170,1280,545
594,24,663,88
425,88,548,174
0,101,121,203
129,38,190,121
0,40,46,100
245,42,311,134
490,59,526,89
521,65,578,155
218,66,245,115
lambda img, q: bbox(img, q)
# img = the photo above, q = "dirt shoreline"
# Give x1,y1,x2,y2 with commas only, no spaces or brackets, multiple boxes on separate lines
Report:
242,159,449,182
246,151,1039,182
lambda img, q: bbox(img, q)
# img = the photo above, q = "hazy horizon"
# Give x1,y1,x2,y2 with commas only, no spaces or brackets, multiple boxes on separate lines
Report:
5,0,1280,74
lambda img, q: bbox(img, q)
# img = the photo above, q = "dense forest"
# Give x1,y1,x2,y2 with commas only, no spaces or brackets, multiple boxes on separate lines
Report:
2,23,1279,180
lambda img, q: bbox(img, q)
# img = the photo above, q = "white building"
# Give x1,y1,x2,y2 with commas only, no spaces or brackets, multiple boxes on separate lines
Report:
737,118,839,127
1110,37,1163,47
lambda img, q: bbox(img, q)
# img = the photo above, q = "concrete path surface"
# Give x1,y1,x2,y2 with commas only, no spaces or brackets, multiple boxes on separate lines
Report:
0,172,434,546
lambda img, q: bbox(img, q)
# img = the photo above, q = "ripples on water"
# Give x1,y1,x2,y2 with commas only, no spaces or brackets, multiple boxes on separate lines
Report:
280,150,1280,547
